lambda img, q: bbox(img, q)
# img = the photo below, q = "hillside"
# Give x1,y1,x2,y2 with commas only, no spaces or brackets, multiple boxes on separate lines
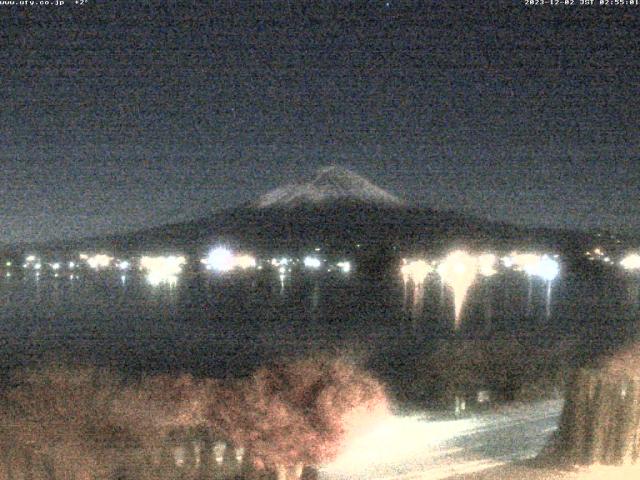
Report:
5,167,596,262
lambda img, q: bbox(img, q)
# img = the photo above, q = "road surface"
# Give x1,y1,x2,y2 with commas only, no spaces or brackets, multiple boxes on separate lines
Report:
320,399,563,480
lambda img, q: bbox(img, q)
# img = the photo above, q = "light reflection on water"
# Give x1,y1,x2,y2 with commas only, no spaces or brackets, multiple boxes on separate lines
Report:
0,267,636,380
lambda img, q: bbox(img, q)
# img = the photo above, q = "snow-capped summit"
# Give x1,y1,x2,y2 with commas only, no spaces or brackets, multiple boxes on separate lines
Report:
256,166,404,208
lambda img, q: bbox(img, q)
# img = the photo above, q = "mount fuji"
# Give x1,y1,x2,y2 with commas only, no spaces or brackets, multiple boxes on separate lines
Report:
256,166,404,208
20,166,586,264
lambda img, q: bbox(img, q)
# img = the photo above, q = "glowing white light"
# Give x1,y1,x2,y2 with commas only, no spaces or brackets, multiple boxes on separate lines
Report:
5,261,11,267
400,259,432,318
304,256,322,269
337,261,352,273
621,254,640,271
25,255,36,263
70,274,75,280
271,257,290,267
400,259,432,287
121,275,127,285
34,263,41,270
50,263,60,271
5,272,10,278
203,248,256,272
510,253,542,275
117,260,130,271
324,414,478,476
140,255,186,286
234,254,257,270
68,261,75,269
54,273,59,278
86,254,113,270
79,253,89,260
501,256,514,268
437,250,479,329
510,253,559,282
314,247,321,252
204,247,235,272
533,255,560,282
478,253,497,277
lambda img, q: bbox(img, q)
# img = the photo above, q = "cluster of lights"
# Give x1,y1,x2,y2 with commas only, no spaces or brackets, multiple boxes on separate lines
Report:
11,249,356,285
81,253,114,270
401,252,492,328
140,255,186,286
400,259,434,318
501,252,561,319
23,255,40,269
270,257,291,268
437,251,487,328
401,250,561,328
269,257,293,289
23,255,43,277
17,253,136,281
585,247,612,264
335,261,352,274
502,252,560,282
400,259,433,287
303,256,322,269
2,260,12,278
201,247,256,273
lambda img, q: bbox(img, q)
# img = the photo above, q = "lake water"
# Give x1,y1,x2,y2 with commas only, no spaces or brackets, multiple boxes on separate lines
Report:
0,265,637,393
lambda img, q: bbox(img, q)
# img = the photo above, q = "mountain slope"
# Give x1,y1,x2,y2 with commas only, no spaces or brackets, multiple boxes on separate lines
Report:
12,166,595,263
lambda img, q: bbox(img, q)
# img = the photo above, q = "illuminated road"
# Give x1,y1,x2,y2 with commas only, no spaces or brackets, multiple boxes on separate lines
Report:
320,399,563,480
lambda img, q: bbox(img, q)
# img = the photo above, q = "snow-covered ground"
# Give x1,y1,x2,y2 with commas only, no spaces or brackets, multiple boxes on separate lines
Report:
320,399,563,480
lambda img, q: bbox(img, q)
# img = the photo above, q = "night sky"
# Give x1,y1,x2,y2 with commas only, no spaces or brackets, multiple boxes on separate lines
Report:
2,1,640,244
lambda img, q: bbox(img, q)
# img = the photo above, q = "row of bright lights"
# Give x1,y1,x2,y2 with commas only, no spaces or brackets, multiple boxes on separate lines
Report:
401,252,560,286
24,254,129,272
585,248,640,270
12,249,352,286
400,251,561,327
9,250,640,274
201,248,350,274
401,250,640,286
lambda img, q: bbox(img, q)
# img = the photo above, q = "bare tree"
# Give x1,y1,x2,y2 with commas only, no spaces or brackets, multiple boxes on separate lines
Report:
207,356,390,480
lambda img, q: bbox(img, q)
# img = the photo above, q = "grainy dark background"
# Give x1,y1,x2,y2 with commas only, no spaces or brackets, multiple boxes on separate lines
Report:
1,1,639,243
